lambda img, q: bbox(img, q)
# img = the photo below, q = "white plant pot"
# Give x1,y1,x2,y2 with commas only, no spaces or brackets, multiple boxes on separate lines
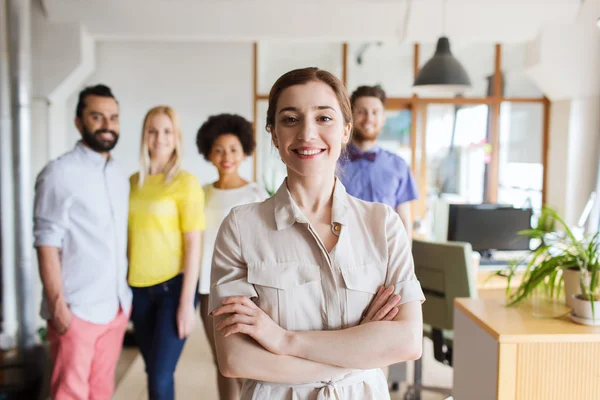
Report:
562,268,582,307
571,294,600,321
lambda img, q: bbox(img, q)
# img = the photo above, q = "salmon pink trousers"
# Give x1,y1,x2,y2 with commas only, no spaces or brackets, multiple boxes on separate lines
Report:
47,309,130,400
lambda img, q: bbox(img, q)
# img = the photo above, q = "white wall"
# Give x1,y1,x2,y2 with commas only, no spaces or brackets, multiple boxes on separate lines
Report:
67,41,254,184
32,3,82,99
502,42,544,98
564,97,600,226
546,98,600,227
258,41,343,95
347,42,414,97
526,0,600,101
525,0,600,225
546,100,571,216
32,0,97,161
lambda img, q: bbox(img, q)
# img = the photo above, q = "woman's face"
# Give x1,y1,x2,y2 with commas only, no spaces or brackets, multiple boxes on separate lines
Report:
145,113,176,161
270,81,351,179
208,133,246,176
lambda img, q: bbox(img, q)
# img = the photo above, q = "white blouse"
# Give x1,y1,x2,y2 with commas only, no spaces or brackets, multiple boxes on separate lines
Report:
199,182,269,294
209,180,425,400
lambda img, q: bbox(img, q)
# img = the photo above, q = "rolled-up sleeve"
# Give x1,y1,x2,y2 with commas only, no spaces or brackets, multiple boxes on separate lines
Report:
385,206,425,304
33,164,71,248
208,207,258,314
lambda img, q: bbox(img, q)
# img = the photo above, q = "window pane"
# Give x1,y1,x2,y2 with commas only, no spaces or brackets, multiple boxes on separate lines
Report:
346,42,414,97
425,104,488,202
498,102,544,210
502,43,544,98
418,42,495,98
381,109,412,146
421,103,490,238
257,41,343,95
379,108,413,179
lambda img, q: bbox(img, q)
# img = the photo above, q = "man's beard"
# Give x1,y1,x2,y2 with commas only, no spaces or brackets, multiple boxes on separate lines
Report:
81,125,119,152
352,126,379,143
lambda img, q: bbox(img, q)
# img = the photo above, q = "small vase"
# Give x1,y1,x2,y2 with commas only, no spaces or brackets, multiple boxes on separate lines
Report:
571,294,600,322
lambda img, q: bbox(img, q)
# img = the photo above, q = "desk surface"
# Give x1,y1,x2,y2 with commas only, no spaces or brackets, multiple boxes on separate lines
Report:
476,270,521,290
455,297,600,343
473,252,525,290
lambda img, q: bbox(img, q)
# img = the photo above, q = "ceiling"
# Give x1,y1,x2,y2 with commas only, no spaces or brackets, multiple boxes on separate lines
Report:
41,0,584,43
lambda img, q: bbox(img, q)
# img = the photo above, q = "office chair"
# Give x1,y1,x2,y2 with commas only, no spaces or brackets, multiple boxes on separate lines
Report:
403,239,477,400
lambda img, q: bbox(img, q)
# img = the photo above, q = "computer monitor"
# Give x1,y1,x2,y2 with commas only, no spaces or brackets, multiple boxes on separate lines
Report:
447,204,533,258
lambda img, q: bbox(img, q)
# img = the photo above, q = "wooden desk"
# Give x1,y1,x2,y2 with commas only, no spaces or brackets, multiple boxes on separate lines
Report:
453,297,600,400
472,252,524,291
476,269,522,291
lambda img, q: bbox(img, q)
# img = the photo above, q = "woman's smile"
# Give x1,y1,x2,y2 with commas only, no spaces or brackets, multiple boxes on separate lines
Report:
292,146,327,159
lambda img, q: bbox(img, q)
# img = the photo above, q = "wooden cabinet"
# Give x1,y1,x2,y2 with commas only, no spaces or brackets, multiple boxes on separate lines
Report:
453,298,600,400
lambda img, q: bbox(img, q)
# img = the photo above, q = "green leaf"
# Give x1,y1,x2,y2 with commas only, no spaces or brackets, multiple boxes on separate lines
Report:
504,205,600,311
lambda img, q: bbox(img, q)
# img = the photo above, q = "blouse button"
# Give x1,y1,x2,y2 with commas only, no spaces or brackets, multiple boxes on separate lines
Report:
331,223,342,236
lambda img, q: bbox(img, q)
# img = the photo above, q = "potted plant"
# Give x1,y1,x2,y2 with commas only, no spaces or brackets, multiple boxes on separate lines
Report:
500,207,599,316
570,238,600,324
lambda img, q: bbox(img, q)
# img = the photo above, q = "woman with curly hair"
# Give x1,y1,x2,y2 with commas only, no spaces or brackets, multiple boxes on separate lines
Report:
196,113,269,400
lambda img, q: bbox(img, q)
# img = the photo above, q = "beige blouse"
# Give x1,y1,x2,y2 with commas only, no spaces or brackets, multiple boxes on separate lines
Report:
209,180,425,400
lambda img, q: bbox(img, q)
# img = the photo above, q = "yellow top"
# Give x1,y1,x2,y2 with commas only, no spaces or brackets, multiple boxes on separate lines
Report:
128,170,205,287
455,297,600,344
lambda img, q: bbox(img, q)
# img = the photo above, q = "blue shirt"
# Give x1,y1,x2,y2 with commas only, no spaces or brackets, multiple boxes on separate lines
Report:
33,141,132,324
338,144,419,208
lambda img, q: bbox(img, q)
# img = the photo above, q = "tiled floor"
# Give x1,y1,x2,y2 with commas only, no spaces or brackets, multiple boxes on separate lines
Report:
113,317,453,400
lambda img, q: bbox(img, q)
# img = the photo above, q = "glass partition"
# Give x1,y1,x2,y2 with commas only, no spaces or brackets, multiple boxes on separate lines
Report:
498,102,544,211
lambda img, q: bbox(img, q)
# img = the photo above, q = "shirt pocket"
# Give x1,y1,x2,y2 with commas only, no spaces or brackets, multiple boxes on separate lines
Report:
247,262,322,331
340,263,387,327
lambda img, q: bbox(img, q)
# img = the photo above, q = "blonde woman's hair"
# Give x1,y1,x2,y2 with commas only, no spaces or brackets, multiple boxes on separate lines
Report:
138,106,183,188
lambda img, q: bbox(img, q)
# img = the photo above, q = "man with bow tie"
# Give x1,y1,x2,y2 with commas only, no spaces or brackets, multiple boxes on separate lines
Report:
339,85,418,239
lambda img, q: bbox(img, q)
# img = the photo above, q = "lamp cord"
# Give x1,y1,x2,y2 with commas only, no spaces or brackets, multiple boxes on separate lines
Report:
398,0,412,43
442,0,447,36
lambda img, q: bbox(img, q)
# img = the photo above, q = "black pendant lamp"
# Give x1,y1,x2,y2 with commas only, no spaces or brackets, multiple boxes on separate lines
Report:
413,0,471,94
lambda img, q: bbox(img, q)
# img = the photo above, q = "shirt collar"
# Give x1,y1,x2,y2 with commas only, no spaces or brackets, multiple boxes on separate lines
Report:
75,140,114,166
272,178,349,231
347,143,380,155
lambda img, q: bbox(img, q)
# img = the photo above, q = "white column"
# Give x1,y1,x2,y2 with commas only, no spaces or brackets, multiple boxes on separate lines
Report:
546,97,600,227
546,100,572,219
564,97,600,226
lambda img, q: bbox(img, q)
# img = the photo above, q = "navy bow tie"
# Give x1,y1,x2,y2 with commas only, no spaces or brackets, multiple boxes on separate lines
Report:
348,150,377,162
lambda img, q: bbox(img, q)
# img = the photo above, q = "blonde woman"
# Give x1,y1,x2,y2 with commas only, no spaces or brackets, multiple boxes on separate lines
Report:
128,106,204,400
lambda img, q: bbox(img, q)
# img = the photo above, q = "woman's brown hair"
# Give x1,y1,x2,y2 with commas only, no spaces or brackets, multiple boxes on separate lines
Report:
265,67,352,132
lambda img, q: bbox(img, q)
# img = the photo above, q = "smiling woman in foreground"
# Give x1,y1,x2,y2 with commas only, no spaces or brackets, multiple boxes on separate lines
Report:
208,67,425,399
